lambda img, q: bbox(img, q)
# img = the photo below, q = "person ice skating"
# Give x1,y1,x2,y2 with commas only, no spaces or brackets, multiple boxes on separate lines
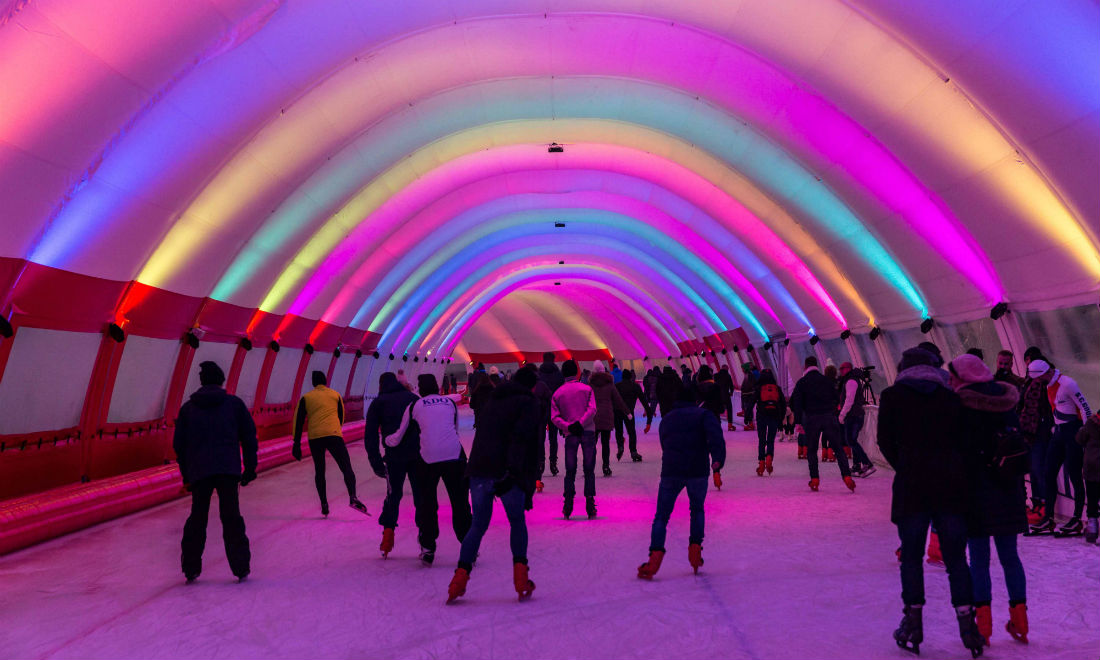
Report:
614,369,649,462
637,385,726,579
694,365,725,421
1076,412,1100,544
365,372,422,558
1017,350,1054,524
643,366,660,433
446,368,541,604
291,371,368,517
589,360,630,477
739,362,759,431
838,362,876,477
537,352,566,476
656,365,683,418
878,347,984,658
751,369,786,476
949,354,1029,646
1027,359,1093,537
550,359,598,519
714,363,736,431
527,364,553,492
173,361,257,583
384,374,472,565
790,356,856,492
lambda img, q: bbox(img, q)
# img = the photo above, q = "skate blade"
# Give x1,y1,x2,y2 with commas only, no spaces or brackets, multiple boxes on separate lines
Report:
349,503,372,516
895,640,920,655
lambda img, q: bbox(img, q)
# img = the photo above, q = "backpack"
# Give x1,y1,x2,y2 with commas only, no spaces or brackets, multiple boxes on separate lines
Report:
758,383,780,414
988,426,1031,484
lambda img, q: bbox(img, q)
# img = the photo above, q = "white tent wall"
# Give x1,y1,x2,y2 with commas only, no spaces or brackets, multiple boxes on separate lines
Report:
233,347,267,409
105,336,179,424
0,329,101,435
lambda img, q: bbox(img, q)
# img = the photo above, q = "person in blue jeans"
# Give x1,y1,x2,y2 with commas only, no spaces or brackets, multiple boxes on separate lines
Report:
637,386,725,579
447,367,542,604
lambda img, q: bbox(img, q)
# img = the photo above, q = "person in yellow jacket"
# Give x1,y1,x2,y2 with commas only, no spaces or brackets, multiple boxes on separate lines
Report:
293,371,369,517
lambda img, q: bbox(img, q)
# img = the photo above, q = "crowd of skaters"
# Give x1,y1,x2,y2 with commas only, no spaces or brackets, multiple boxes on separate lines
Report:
167,339,1098,657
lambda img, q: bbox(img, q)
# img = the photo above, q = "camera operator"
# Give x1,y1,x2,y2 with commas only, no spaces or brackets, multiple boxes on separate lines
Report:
839,362,876,477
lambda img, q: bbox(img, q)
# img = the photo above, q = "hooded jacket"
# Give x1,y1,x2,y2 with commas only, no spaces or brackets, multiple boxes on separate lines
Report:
615,372,648,415
658,400,726,478
589,371,629,430
173,386,258,485
656,367,683,414
957,380,1026,536
877,365,969,523
714,367,735,400
537,360,565,393
467,380,541,496
365,373,420,473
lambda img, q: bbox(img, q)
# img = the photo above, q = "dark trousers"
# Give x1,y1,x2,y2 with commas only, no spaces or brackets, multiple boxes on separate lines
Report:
546,423,559,466
564,431,597,498
379,457,424,529
1045,420,1085,518
756,416,778,460
803,413,851,478
1086,480,1100,519
741,394,756,423
649,476,708,551
646,397,657,425
181,475,250,578
309,436,357,506
412,454,472,552
614,412,638,455
597,429,612,469
724,396,734,425
1026,425,1051,505
458,477,527,570
842,416,873,469
896,512,973,607
968,534,1026,606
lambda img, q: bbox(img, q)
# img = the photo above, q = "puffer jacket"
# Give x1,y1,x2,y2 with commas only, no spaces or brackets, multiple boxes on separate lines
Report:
467,380,541,497
365,372,420,473
590,371,629,431
173,386,258,485
958,380,1027,536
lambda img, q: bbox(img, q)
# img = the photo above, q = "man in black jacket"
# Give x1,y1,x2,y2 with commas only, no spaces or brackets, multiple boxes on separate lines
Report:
537,352,565,476
614,370,649,462
636,386,725,580
714,364,736,431
173,361,258,583
447,369,542,604
791,356,855,492
365,371,422,558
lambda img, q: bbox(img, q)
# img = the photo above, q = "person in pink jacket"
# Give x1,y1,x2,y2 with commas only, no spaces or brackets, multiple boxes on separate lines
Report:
551,359,598,519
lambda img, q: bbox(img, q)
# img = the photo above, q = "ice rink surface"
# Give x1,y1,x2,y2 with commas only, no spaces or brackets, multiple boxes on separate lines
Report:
2,409,1098,660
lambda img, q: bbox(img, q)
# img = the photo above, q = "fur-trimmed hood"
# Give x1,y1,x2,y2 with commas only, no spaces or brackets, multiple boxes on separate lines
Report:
958,380,1020,413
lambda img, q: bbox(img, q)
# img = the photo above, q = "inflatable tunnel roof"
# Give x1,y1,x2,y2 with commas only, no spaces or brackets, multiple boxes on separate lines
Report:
2,0,1098,361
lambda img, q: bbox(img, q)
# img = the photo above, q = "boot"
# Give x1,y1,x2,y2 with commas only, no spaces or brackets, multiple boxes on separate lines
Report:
380,527,395,558
637,550,665,580
535,480,544,493
1005,603,1028,643
756,460,766,476
550,458,559,476
956,605,985,658
975,604,992,646
688,543,704,574
1054,516,1084,537
513,562,535,601
808,478,820,492
563,497,573,519
1085,517,1099,544
798,446,807,460
893,604,923,655
843,475,856,492
765,454,773,474
585,496,597,519
446,567,469,603
844,446,853,460
926,531,944,565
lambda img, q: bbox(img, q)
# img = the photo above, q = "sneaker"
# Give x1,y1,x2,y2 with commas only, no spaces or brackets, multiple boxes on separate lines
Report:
419,547,435,565
349,497,370,516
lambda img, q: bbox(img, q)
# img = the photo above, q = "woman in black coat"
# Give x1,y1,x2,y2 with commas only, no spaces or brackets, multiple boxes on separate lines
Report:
949,354,1028,646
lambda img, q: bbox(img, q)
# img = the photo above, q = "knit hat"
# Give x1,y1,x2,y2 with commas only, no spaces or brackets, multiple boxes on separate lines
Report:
562,359,579,379
592,360,607,373
1027,359,1051,378
917,341,944,367
898,348,938,372
198,361,225,386
949,353,993,385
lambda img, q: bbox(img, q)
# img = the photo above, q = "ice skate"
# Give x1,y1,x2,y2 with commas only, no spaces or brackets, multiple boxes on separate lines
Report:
631,452,643,462
184,573,199,584
1085,517,1099,544
765,454,773,474
512,562,535,601
1026,503,1044,526
563,497,574,519
616,445,624,461
644,423,651,434
926,532,944,565
549,459,559,476
585,496,597,519
236,572,249,583
637,550,665,580
1028,517,1056,535
535,480,544,493
744,422,755,431
446,567,469,603
1053,516,1083,537
320,500,329,517
688,543,704,574
603,465,612,477
1005,603,1028,643
843,446,853,460
348,496,370,516
858,464,876,478
756,460,766,476
956,605,985,658
975,604,992,646
843,475,856,492
727,423,735,432
418,546,435,565
797,446,807,460
380,527,395,558
893,605,923,655
808,478,820,492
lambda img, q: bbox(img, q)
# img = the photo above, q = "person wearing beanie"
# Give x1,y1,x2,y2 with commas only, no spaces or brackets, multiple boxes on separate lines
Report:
536,352,566,476
589,360,631,477
550,359,599,519
365,372,423,558
949,354,1029,645
447,367,541,603
1027,359,1093,536
173,360,257,583
384,374,471,565
878,347,983,657
292,371,368,517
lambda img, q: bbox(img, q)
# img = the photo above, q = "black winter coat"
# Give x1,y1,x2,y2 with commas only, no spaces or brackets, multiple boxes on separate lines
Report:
695,380,725,420
658,401,726,478
790,368,840,423
537,361,565,393
958,381,1026,537
877,366,969,523
615,376,648,416
532,379,553,424
656,369,683,414
365,373,420,473
467,381,541,497
173,386,258,485
643,370,660,403
714,368,735,400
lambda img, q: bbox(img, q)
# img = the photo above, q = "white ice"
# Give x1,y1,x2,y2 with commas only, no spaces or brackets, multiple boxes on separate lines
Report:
2,409,1097,660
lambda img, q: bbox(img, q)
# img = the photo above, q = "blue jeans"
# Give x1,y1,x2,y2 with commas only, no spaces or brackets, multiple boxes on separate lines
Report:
649,476,708,551
896,512,973,607
756,417,778,460
968,535,1026,606
842,415,873,469
458,477,528,570
564,431,597,498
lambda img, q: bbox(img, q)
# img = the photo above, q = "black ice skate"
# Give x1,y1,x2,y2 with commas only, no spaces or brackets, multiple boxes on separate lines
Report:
893,605,922,655
348,496,371,516
563,498,574,519
320,500,329,517
419,547,435,565
585,496,597,519
956,605,985,658
631,452,643,462
1053,516,1083,537
1027,517,1056,535
550,459,559,476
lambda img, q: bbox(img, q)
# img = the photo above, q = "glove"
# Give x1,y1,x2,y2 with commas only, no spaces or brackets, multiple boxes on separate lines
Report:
291,442,302,461
493,475,515,496
568,422,584,436
240,469,257,487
